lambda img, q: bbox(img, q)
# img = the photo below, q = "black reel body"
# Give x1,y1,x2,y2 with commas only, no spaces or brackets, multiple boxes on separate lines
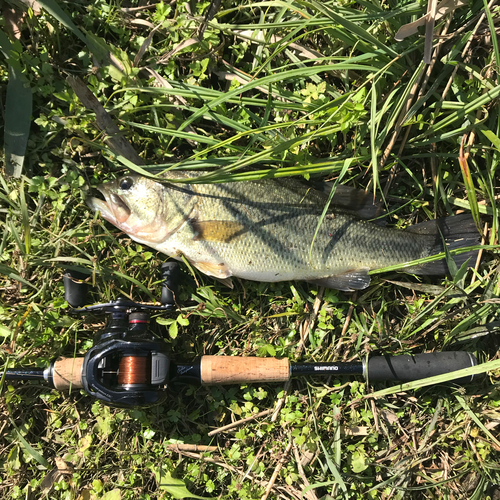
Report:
82,337,170,408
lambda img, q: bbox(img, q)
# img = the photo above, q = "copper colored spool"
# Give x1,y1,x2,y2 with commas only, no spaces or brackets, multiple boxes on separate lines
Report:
118,356,150,385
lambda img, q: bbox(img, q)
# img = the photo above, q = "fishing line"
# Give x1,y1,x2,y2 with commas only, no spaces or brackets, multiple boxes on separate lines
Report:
118,356,150,386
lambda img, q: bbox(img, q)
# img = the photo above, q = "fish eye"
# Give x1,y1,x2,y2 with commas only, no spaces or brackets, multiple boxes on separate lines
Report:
119,177,134,191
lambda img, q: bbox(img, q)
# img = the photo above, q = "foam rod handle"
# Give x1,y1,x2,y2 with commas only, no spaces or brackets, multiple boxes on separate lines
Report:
367,352,477,383
200,356,290,385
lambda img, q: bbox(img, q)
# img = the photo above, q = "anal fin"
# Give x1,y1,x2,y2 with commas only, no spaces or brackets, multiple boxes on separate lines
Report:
307,268,371,291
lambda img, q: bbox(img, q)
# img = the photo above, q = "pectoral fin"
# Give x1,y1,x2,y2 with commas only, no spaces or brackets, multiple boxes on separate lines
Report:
192,220,246,243
307,268,371,291
193,260,232,279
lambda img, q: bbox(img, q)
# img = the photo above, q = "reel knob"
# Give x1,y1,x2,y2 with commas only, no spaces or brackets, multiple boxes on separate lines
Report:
161,262,180,305
64,270,90,307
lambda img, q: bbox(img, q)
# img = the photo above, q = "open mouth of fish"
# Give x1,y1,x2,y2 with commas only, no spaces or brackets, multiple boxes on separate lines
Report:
86,188,131,225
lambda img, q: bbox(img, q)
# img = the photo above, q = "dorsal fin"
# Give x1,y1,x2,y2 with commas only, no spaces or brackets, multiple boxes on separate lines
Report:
315,183,387,224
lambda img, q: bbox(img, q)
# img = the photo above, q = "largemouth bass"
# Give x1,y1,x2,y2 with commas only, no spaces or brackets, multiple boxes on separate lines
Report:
87,172,478,291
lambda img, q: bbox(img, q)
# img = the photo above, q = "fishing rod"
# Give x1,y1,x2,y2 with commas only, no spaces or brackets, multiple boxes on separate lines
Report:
3,263,478,408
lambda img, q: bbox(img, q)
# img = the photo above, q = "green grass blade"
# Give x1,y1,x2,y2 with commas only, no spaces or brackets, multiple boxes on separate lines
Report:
370,82,379,192
482,0,500,76
419,84,500,137
126,122,241,148
308,158,353,261
477,124,500,150
43,256,96,266
316,436,348,494
176,61,382,132
449,303,494,337
301,0,399,58
19,180,31,254
0,265,36,289
7,219,25,255
458,140,482,232
36,0,89,46
0,32,32,178
8,415,50,469
368,244,493,275
455,394,500,449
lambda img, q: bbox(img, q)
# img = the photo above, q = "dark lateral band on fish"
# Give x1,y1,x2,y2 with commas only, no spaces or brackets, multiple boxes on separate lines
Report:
86,172,481,292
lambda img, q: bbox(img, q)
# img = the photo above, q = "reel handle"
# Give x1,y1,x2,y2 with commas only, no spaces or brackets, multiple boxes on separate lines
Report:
64,261,180,313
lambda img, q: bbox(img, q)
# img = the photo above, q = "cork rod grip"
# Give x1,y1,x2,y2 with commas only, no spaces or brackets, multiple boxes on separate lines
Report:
52,357,85,390
200,356,290,385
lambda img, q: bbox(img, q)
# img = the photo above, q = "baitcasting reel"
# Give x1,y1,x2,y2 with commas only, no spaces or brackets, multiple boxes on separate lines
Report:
6,262,187,408
64,261,183,407
4,262,478,408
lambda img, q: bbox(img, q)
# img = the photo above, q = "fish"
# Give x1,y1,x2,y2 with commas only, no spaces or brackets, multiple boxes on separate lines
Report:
86,172,479,291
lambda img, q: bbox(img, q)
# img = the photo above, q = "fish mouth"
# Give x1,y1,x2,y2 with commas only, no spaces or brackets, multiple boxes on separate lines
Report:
86,188,131,225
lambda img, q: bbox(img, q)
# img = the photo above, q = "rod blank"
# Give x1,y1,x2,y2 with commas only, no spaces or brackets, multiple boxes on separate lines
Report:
4,368,46,381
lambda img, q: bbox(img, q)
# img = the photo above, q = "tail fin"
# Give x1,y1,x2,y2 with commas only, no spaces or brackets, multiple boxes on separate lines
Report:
404,214,480,275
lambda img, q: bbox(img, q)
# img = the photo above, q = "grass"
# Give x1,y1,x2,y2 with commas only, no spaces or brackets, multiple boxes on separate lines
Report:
0,0,500,498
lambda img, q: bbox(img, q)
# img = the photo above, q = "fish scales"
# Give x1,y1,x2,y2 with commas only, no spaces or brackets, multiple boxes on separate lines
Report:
175,181,423,275
87,172,479,291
